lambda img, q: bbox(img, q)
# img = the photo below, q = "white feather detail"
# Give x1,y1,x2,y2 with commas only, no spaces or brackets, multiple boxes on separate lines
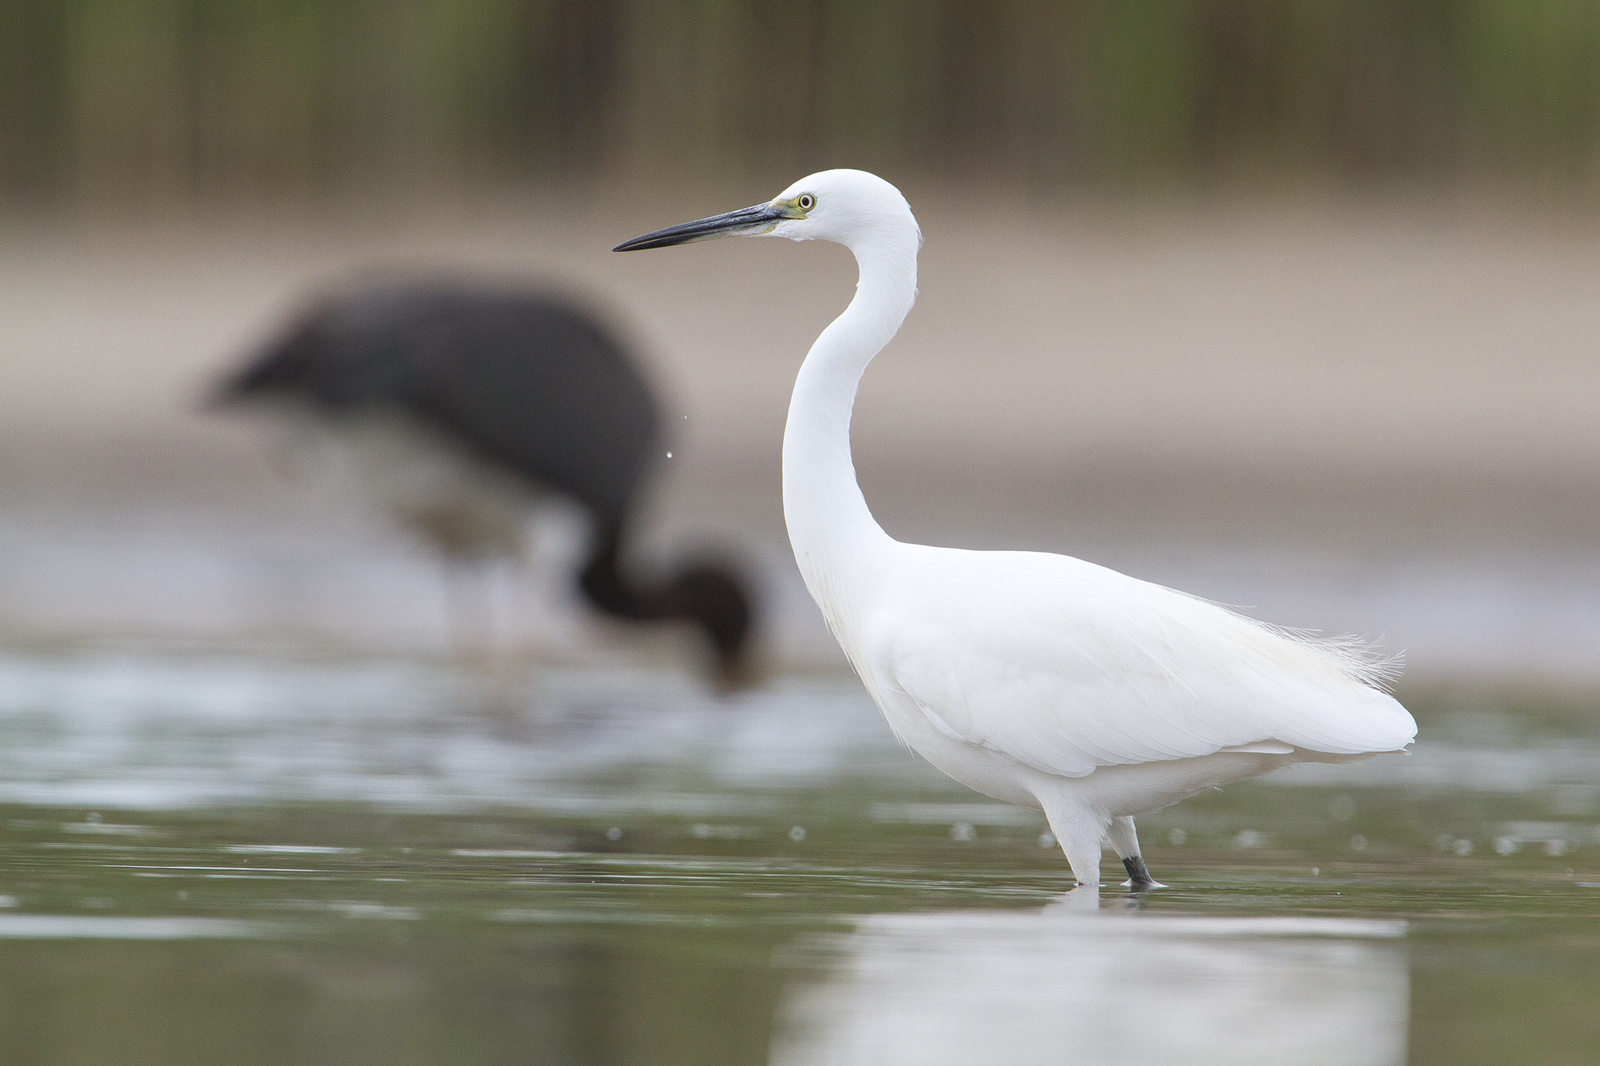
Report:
872,545,1416,781
1220,741,1297,755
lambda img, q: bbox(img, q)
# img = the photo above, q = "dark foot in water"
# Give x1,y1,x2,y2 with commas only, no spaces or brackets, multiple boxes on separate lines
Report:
1121,856,1163,889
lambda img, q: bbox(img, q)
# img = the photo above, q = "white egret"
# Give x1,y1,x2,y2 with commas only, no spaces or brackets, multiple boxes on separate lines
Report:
616,170,1416,887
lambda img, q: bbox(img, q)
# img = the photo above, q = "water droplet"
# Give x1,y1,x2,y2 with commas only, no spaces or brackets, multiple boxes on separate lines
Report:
665,451,673,459
606,827,623,842
789,826,806,842
1233,829,1266,849
1546,839,1569,857
1349,834,1368,851
1453,838,1473,856
1493,836,1517,856
950,822,976,842
1311,867,1320,877
86,812,102,825
691,823,713,839
1038,831,1056,848
1168,827,1187,846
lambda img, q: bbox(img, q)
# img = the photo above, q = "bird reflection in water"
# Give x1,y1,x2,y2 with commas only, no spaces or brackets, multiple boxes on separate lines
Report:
214,281,756,689
773,904,1408,1066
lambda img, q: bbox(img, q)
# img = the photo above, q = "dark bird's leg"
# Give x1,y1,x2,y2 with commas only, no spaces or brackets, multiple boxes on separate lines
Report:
441,557,538,721
442,557,500,666
1108,815,1164,889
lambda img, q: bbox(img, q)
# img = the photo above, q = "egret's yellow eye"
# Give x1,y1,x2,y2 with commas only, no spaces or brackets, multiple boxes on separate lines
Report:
797,193,816,211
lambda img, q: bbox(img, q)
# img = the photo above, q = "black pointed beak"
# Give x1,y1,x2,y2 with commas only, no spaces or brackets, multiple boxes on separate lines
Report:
614,203,787,251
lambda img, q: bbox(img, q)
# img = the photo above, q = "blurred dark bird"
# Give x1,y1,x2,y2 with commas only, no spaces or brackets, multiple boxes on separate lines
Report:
214,281,756,687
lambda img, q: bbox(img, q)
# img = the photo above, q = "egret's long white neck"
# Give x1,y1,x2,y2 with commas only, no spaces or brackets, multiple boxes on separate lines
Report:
782,227,919,631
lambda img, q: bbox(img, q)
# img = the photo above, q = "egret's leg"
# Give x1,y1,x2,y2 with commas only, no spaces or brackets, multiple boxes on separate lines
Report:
1039,794,1109,887
1108,816,1164,889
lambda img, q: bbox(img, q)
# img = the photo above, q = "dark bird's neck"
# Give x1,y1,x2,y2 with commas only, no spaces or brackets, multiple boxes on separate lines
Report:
578,517,754,687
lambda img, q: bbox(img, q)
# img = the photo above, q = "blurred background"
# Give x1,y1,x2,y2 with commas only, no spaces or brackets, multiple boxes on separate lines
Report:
0,0,1593,681
3,0,1600,679
5,5,1600,1065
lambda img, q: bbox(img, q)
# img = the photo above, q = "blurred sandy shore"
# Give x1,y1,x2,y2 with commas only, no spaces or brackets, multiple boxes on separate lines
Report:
2,191,1599,681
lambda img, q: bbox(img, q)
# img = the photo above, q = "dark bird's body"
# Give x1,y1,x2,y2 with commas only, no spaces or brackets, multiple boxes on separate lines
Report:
218,282,755,686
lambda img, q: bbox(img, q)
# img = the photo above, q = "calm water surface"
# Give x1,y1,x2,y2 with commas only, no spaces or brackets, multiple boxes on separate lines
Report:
0,648,1597,1065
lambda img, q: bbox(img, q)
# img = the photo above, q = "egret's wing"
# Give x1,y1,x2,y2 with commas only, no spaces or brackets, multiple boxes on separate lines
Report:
875,551,1415,780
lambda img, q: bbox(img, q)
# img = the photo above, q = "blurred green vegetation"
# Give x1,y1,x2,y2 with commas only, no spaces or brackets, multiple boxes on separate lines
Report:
6,0,1600,208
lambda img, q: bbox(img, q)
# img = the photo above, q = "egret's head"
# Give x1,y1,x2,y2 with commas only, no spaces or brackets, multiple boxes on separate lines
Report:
614,169,917,254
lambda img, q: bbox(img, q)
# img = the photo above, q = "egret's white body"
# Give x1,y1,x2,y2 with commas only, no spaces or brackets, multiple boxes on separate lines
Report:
618,169,1416,886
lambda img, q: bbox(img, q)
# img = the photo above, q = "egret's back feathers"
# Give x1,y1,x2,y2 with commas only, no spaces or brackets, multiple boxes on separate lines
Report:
873,547,1414,780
